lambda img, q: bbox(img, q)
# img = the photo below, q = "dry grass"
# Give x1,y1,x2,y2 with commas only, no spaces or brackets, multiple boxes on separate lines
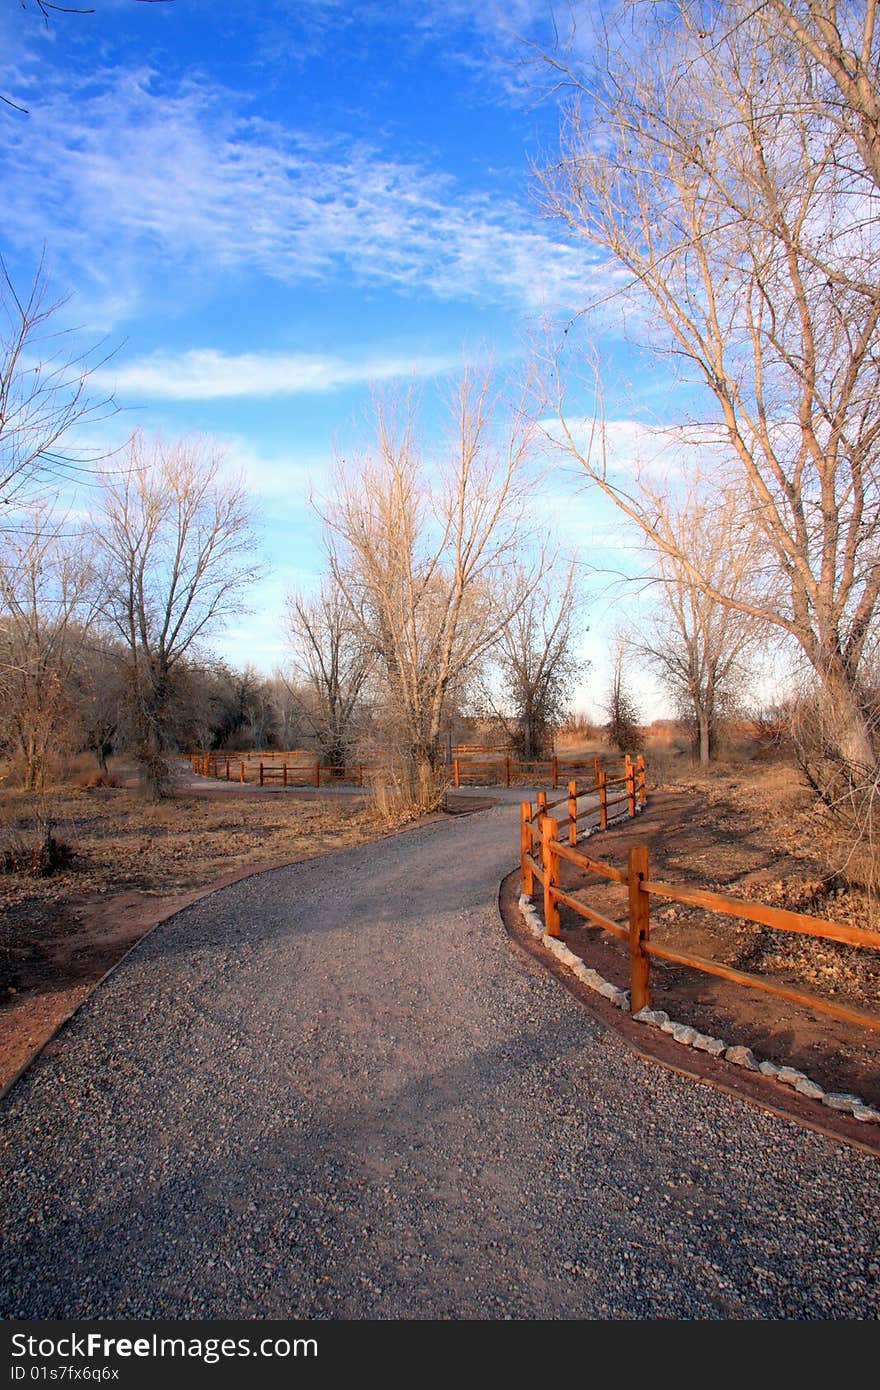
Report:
654,753,880,931
0,761,380,912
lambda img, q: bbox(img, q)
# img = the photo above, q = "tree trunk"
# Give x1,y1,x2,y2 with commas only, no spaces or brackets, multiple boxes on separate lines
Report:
698,709,711,765
133,664,172,800
819,656,877,774
408,739,444,810
321,735,347,777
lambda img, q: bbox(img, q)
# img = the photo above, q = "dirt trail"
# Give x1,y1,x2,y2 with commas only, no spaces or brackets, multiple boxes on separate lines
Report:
1,793,878,1319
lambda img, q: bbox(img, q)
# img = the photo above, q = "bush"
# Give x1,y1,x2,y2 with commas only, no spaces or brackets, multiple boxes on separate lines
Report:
0,819,74,876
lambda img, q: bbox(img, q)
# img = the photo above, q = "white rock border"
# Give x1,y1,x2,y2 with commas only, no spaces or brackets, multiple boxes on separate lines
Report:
517,890,880,1125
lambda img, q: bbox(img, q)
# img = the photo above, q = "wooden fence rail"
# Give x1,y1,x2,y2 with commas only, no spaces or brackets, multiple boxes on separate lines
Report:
189,747,647,796
520,800,880,1035
452,750,635,790
190,753,375,789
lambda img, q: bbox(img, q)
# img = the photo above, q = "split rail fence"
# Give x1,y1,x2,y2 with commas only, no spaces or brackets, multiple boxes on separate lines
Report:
520,790,880,1035
189,746,641,792
452,751,629,790
189,752,373,788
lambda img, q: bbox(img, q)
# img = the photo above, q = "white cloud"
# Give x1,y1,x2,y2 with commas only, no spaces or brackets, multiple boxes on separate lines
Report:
0,66,612,325
94,347,465,400
540,414,734,485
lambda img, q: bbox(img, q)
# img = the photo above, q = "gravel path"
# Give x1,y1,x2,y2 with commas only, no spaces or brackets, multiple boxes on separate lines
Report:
2,794,878,1319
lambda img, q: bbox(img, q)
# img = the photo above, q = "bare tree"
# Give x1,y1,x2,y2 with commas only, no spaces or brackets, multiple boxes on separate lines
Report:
0,259,114,507
322,371,542,806
96,432,260,798
265,670,304,752
628,477,765,763
71,634,127,775
284,585,372,773
760,1,880,188
536,0,880,779
0,506,99,788
604,639,643,754
485,559,584,760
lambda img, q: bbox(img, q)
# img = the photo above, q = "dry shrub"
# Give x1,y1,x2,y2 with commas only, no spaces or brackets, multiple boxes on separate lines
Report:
0,819,73,877
367,762,447,827
73,768,120,790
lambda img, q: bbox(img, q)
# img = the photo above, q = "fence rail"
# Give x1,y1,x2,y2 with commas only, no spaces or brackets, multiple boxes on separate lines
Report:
520,797,880,1035
189,747,644,794
453,751,630,790
189,752,376,789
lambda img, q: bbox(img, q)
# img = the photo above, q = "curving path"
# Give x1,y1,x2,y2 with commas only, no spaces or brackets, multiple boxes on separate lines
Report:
1,793,878,1319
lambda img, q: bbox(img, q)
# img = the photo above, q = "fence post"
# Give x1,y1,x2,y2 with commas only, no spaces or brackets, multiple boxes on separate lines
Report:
240,760,245,784
598,770,607,831
358,762,363,788
593,754,600,786
637,754,647,806
567,779,578,847
520,802,534,896
225,757,230,781
541,815,561,937
626,754,636,817
628,844,651,1012
259,761,264,787
536,789,548,820
283,762,288,787
315,760,321,789
454,758,461,789
505,754,511,788
552,755,559,789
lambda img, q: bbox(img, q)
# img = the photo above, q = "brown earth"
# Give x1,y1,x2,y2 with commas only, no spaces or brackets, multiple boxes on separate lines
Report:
509,762,880,1147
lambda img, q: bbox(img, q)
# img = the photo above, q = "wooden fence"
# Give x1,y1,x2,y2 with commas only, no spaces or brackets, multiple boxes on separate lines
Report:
189,747,642,792
190,752,375,789
520,799,880,1035
453,751,634,790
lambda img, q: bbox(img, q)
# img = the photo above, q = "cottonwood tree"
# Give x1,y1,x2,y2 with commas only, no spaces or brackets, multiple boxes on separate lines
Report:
322,371,542,806
604,640,643,754
629,477,765,763
0,259,113,508
285,585,373,773
486,559,584,760
759,1,880,188
70,633,128,775
0,507,99,788
536,0,880,779
96,432,259,798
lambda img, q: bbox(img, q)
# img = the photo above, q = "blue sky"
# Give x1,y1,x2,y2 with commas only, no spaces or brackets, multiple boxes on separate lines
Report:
1,0,678,720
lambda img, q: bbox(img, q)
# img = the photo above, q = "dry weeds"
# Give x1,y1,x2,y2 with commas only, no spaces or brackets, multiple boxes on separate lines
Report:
0,777,376,916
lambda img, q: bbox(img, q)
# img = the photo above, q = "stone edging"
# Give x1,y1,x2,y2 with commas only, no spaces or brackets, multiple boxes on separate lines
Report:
517,889,880,1127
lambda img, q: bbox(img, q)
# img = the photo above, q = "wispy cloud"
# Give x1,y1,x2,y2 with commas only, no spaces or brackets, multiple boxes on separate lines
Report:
95,346,465,400
0,65,611,325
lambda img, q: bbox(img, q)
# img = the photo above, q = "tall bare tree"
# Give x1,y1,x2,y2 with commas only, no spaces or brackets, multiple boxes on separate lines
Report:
285,585,373,773
537,0,880,777
322,371,542,805
96,432,259,798
760,1,880,188
0,259,114,507
0,507,99,788
486,559,584,760
604,638,643,754
628,476,765,763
